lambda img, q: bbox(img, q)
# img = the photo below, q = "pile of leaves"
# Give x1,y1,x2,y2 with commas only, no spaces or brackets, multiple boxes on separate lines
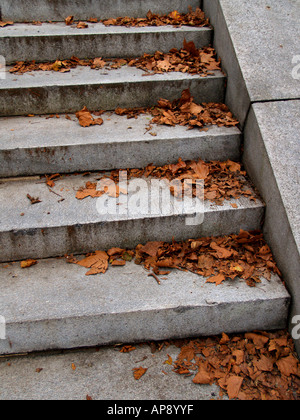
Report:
9,41,220,78
68,230,281,287
170,331,300,400
128,43,220,76
76,89,239,130
102,8,209,28
150,89,238,129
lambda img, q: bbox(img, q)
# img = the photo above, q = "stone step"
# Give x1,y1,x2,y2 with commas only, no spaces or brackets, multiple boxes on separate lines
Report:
0,257,290,355
0,113,241,177
0,66,225,117
0,23,212,64
0,0,201,23
0,172,264,262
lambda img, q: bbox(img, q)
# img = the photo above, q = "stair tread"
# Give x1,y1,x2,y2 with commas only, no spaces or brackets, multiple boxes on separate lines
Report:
0,22,211,37
0,65,225,116
1,23,212,63
0,172,264,261
0,113,241,176
0,257,290,354
1,65,224,89
1,0,201,22
0,172,263,232
0,113,241,150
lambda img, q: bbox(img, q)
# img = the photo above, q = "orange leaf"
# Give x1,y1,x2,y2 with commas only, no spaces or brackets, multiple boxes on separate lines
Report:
206,273,226,285
20,259,38,269
227,376,243,399
133,367,148,380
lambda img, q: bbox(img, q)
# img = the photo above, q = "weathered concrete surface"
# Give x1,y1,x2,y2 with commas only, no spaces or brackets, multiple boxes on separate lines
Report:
1,0,202,22
243,100,300,355
0,258,290,355
0,113,241,177
203,0,300,125
0,342,223,400
0,23,212,64
0,173,264,262
0,66,225,116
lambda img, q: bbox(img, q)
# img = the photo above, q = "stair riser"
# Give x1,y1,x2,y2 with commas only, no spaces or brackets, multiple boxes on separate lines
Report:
1,0,202,22
0,297,289,355
1,27,212,64
0,206,264,262
0,131,241,177
0,75,226,117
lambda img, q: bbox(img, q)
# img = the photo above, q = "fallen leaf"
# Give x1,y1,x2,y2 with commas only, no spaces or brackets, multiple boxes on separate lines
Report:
206,273,226,285
276,355,299,377
77,250,109,275
76,106,104,127
227,376,243,399
21,259,38,269
133,367,148,380
65,16,74,25
27,194,42,205
0,21,14,27
77,21,89,29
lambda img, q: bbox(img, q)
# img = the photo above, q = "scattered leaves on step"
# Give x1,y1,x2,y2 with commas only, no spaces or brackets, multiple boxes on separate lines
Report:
76,106,104,128
20,259,38,269
133,366,148,380
103,7,209,28
9,41,220,79
168,330,300,400
27,194,42,205
75,155,253,207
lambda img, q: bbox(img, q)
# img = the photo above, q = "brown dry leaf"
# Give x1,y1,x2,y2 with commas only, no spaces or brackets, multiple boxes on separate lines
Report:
245,333,269,348
77,21,89,29
120,345,136,353
0,21,14,27
45,173,60,188
76,181,105,200
76,106,104,127
27,194,42,205
133,367,148,380
276,355,299,377
227,376,244,400
20,259,38,269
206,273,226,285
164,355,173,365
253,355,274,372
65,16,74,25
91,57,106,69
77,250,109,275
193,366,212,385
210,242,233,259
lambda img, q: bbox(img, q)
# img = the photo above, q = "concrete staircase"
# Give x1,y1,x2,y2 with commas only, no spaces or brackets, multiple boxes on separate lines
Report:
0,1,290,355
